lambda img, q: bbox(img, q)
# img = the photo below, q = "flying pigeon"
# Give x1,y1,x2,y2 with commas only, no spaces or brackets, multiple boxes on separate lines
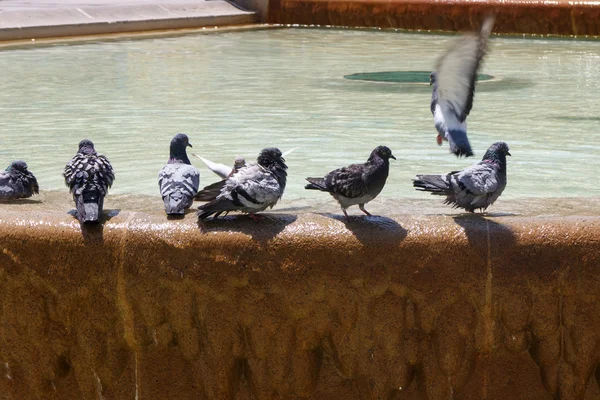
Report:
0,161,39,200
196,147,287,221
64,139,115,224
305,145,396,218
192,153,246,179
158,133,200,215
430,14,495,157
413,141,510,212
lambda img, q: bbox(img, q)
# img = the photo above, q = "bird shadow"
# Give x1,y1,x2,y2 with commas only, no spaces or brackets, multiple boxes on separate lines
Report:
197,213,298,243
68,209,121,244
320,212,408,247
452,214,517,259
0,198,43,204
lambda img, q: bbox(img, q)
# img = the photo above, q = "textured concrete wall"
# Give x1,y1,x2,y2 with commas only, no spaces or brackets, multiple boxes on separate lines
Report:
1,203,600,399
269,0,600,36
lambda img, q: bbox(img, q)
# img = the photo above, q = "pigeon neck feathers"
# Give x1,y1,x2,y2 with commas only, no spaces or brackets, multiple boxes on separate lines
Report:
168,144,191,165
257,148,287,191
481,142,509,169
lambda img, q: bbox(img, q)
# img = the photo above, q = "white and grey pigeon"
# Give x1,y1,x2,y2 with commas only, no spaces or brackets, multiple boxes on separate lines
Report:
196,148,287,221
305,145,395,218
430,14,495,157
64,139,115,224
413,141,510,212
0,161,39,200
158,133,200,216
192,153,246,179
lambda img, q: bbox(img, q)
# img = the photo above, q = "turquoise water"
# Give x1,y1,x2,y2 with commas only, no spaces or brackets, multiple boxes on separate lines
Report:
0,28,599,200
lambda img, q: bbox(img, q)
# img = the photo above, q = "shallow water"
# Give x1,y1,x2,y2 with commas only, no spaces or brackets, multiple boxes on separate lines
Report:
1,28,599,202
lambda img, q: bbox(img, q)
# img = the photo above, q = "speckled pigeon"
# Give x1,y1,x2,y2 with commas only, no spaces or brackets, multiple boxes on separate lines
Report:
64,139,115,223
413,141,510,212
196,148,287,221
192,154,246,179
0,161,39,200
305,145,395,218
158,133,200,215
430,15,495,157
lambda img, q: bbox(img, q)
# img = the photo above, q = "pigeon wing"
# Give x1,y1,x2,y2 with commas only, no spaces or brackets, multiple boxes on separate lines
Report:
159,164,200,200
193,154,232,179
324,164,369,199
435,15,494,122
456,162,499,195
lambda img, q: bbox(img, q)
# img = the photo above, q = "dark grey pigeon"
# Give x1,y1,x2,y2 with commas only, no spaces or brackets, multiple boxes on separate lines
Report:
158,133,200,216
64,140,115,224
413,141,510,212
0,161,39,200
196,148,287,221
305,145,395,218
430,15,495,157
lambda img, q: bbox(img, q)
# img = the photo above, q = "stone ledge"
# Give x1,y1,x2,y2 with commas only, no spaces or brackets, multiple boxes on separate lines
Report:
269,0,600,36
1,195,600,399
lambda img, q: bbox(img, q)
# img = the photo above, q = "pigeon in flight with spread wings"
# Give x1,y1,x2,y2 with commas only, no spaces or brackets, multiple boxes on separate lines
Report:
158,133,200,216
196,148,287,221
413,141,510,212
305,146,395,218
0,161,39,200
64,140,115,223
430,15,495,157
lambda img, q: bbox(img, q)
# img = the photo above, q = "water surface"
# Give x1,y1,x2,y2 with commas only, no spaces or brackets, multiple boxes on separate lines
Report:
1,28,599,202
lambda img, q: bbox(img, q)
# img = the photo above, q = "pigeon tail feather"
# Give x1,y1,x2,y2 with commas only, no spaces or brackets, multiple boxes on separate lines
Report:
304,177,328,191
413,175,452,195
164,196,185,215
447,130,474,158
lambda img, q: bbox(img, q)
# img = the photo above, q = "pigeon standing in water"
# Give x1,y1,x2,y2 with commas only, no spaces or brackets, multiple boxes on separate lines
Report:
413,141,510,212
64,140,115,224
305,145,396,218
196,148,287,221
430,15,495,157
0,161,39,200
158,133,200,216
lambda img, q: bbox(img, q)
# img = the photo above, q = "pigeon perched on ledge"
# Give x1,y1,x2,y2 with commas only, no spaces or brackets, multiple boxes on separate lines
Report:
0,161,39,200
430,14,495,157
158,133,200,216
305,145,396,218
64,140,115,224
196,147,287,221
413,141,510,212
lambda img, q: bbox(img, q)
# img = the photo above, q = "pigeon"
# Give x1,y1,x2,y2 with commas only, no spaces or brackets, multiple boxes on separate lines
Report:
0,161,39,200
158,133,200,215
196,147,287,221
305,145,396,218
63,139,115,224
192,153,246,179
430,14,495,157
413,141,510,212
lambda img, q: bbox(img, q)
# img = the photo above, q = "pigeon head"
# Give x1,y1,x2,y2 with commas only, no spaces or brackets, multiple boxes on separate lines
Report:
7,160,29,173
483,142,511,165
257,147,287,188
371,146,396,162
169,133,192,164
429,72,437,86
233,156,246,171
78,139,97,155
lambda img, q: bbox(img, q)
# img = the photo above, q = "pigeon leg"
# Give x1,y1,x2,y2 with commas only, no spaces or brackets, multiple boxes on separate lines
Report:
342,209,349,219
436,134,443,146
359,204,372,216
248,213,265,222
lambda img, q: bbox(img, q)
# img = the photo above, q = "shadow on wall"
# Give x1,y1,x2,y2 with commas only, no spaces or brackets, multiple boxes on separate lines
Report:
321,213,408,247
197,213,298,243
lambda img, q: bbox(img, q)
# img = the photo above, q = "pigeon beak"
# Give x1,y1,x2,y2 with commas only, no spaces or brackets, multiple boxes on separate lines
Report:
390,154,396,160
187,143,193,148
506,151,511,156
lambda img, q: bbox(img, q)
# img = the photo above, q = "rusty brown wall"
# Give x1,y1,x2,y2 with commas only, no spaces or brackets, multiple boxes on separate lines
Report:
268,0,600,36
1,208,600,399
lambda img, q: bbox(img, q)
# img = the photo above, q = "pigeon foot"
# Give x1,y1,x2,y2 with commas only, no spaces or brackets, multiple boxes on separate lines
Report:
248,213,265,222
359,204,372,216
436,134,443,146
